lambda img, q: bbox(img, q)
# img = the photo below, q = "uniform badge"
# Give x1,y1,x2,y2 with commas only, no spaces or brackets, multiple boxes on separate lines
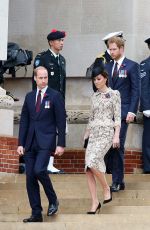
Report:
51,72,54,76
140,71,146,78
45,100,50,109
35,59,40,66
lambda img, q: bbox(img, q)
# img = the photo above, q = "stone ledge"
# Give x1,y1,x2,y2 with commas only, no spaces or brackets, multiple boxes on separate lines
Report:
13,105,143,124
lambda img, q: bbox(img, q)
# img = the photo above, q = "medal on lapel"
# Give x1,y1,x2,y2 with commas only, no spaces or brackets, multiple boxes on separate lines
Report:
119,69,127,78
45,100,50,108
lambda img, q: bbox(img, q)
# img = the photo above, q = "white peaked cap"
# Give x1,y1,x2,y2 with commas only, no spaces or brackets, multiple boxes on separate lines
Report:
102,31,123,41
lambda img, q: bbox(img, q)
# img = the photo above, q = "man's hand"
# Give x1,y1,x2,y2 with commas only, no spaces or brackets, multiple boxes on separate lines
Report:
55,146,64,156
126,113,135,123
17,146,24,156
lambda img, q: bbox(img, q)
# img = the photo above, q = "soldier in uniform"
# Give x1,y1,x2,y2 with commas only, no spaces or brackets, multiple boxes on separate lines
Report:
140,37,150,173
32,29,66,174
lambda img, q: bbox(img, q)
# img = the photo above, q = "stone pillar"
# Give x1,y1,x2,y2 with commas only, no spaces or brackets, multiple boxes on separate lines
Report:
0,87,14,136
0,0,9,60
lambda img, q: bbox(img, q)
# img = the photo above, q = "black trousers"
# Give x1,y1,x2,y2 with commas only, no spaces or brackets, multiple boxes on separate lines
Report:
142,116,150,172
105,120,128,184
24,136,57,216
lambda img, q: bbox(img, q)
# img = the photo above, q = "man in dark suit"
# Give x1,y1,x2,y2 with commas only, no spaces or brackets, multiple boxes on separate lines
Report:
17,66,66,222
140,37,150,173
94,31,124,69
32,29,66,174
86,31,123,93
106,36,140,192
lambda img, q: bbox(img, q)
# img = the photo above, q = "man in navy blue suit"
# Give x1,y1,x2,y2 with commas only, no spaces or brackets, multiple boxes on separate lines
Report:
140,37,150,173
106,36,140,192
17,66,66,222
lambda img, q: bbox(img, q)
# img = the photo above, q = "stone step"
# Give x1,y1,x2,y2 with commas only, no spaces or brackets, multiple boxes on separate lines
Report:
0,214,150,230
1,173,150,184
1,197,150,215
1,206,150,218
1,181,150,191
1,189,150,200
1,174,150,216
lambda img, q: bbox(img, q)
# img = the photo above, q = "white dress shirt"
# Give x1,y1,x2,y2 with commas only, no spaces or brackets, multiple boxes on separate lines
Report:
36,86,48,103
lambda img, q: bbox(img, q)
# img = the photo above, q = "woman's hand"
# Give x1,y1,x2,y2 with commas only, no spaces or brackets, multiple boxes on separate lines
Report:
112,135,120,148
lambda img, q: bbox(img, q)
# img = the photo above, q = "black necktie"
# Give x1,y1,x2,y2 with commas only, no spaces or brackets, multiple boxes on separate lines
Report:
36,90,41,112
113,62,118,77
56,55,59,65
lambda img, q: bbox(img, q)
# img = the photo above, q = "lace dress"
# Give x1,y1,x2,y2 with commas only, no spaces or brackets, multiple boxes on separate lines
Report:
85,88,121,173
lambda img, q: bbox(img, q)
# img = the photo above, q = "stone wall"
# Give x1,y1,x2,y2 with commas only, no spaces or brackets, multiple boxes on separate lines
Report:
7,0,150,78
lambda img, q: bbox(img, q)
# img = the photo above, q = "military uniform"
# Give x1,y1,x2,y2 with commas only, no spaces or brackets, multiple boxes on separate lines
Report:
32,49,66,99
140,56,150,173
94,50,112,67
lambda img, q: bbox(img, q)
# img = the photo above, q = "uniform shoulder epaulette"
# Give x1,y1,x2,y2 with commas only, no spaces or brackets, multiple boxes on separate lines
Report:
36,50,47,57
96,52,105,58
96,52,106,63
59,54,65,60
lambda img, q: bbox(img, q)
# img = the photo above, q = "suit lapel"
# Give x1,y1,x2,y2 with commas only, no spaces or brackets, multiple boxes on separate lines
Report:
31,90,36,113
107,61,114,88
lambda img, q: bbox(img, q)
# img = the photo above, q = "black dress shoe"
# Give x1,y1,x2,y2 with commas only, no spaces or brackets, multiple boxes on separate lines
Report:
144,171,150,174
110,183,125,192
120,183,125,190
23,215,43,223
47,200,59,216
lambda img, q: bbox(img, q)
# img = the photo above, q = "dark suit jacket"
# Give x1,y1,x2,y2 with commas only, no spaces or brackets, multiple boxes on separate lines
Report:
140,56,150,111
32,49,66,99
106,57,140,119
18,87,66,151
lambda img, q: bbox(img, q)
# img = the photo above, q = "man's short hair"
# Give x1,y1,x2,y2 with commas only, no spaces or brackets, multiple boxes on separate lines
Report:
107,36,125,48
34,66,48,77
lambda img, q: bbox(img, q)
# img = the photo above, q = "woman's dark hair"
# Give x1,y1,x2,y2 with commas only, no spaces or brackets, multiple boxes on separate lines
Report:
91,66,109,86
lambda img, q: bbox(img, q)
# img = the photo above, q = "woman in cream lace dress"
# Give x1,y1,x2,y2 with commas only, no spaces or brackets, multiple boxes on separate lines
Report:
84,66,121,214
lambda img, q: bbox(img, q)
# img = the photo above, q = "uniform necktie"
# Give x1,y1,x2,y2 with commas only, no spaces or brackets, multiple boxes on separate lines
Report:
113,62,118,77
36,90,41,112
56,55,59,65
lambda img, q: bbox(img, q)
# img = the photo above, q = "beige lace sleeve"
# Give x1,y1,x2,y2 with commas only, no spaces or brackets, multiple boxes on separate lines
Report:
87,96,94,130
113,90,121,127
